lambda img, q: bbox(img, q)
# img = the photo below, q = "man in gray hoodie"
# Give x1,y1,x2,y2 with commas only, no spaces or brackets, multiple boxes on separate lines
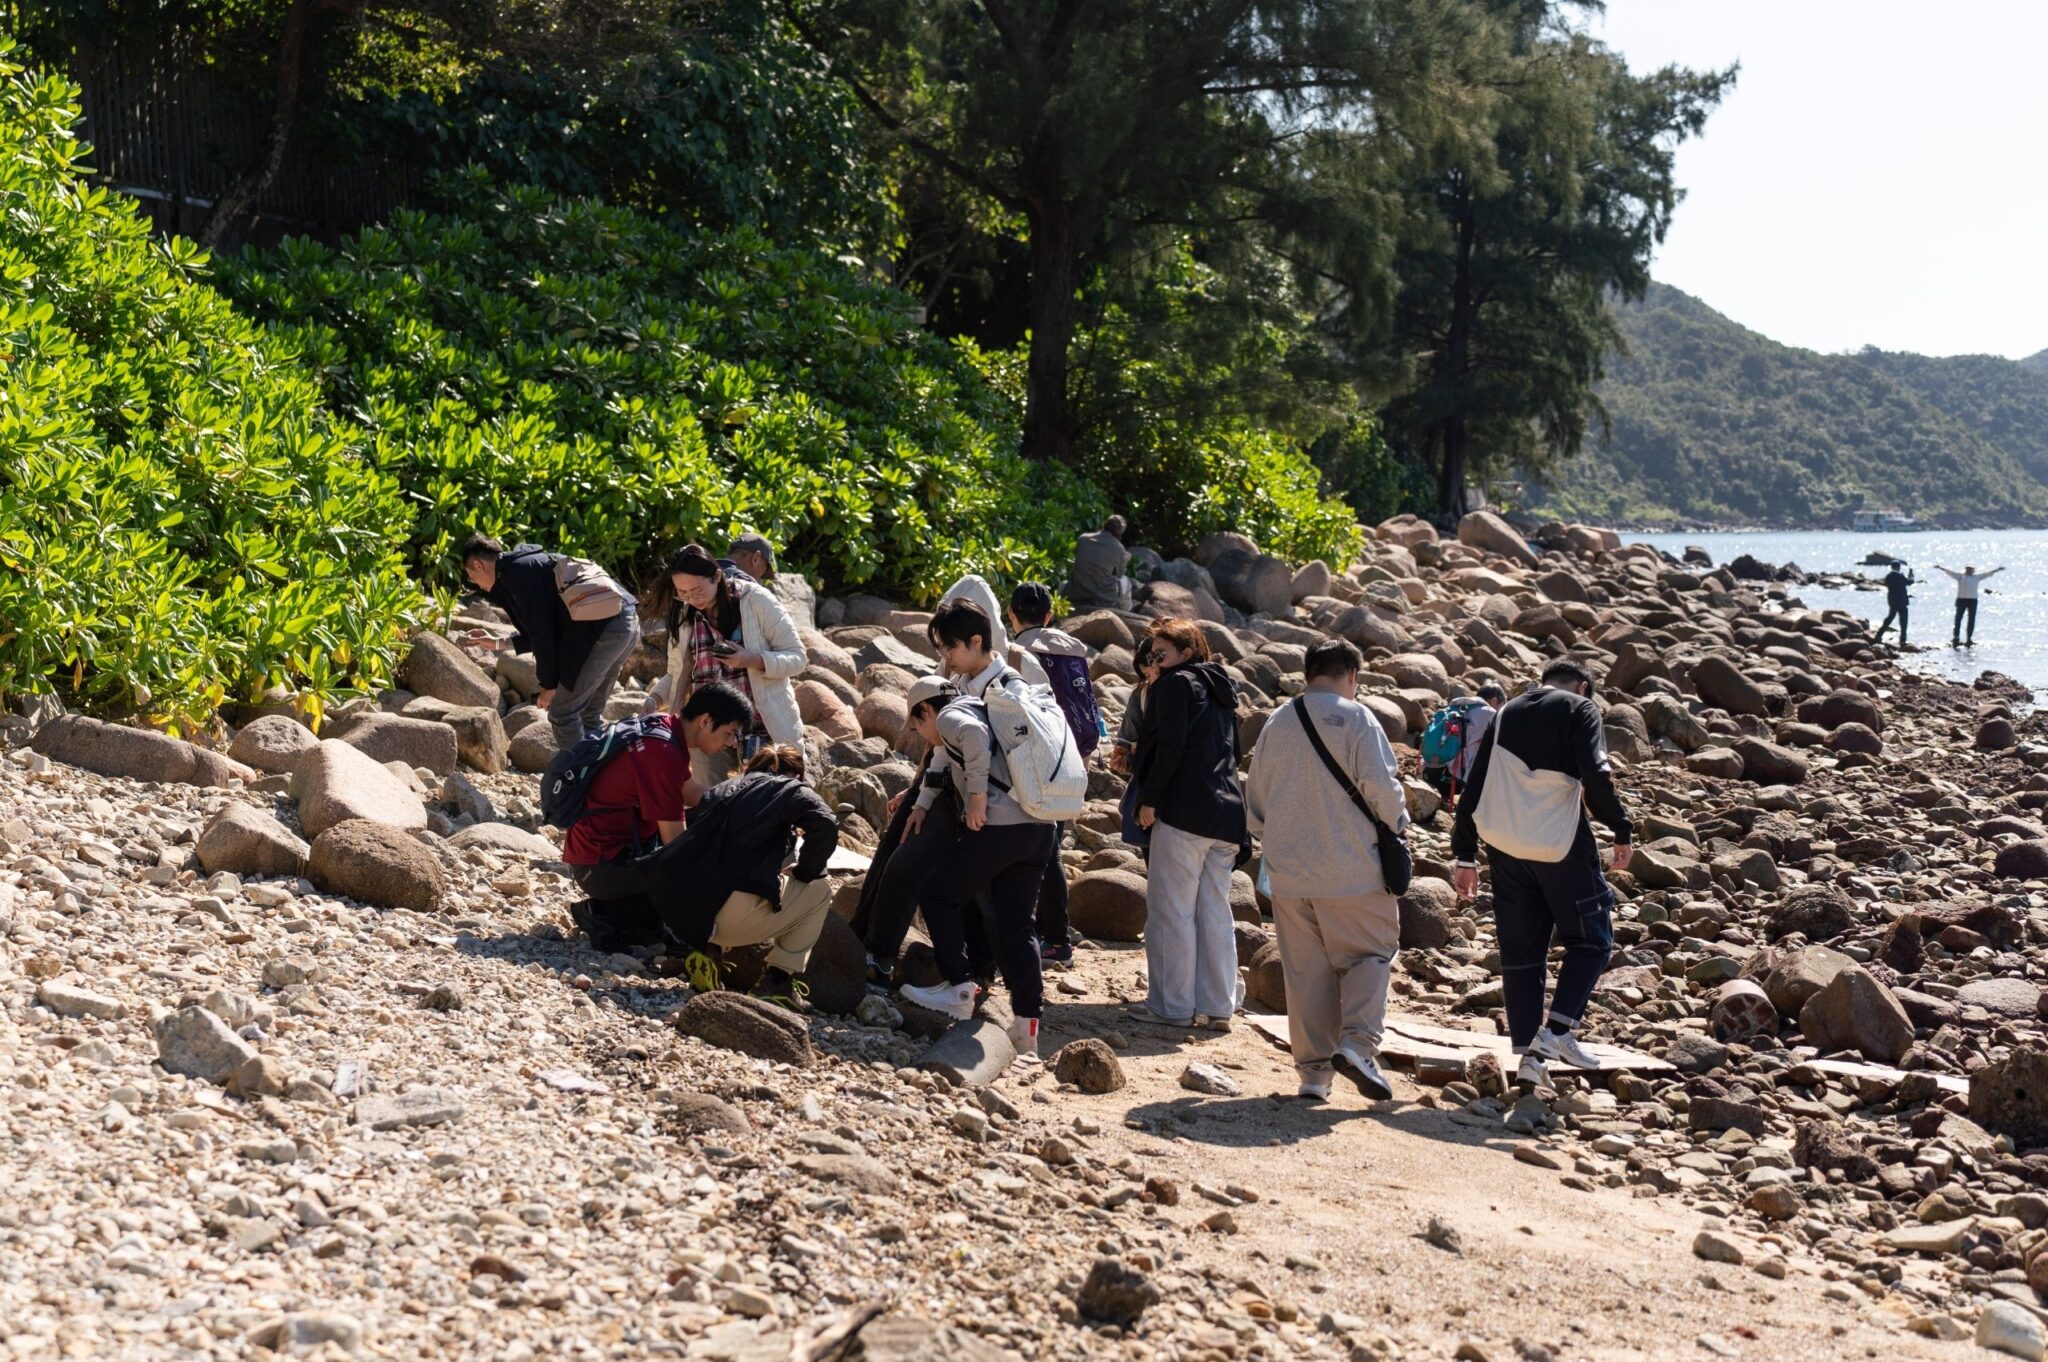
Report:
1246,638,1409,1101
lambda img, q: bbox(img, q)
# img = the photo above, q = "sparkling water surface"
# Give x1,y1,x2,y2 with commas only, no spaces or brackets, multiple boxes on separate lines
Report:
1631,529,2048,701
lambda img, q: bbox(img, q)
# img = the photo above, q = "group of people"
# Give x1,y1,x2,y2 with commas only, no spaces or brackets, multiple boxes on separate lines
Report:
1875,559,2008,648
454,521,1643,1099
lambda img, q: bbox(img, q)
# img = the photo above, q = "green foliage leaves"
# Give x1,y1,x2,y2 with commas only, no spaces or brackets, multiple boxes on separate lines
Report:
221,176,1106,604
0,43,419,730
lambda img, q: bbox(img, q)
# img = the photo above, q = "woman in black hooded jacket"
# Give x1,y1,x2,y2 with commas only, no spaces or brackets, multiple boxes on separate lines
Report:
1132,618,1247,1028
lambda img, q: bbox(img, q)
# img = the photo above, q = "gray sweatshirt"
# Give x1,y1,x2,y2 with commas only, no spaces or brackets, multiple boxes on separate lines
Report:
1246,690,1408,898
914,659,1041,826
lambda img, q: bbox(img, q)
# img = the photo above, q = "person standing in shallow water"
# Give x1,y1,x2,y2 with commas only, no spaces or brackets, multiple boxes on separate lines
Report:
1875,561,1914,647
1933,563,2004,646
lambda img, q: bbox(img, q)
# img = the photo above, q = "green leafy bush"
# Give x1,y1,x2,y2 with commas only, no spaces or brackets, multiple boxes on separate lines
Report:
222,175,1105,604
0,44,420,731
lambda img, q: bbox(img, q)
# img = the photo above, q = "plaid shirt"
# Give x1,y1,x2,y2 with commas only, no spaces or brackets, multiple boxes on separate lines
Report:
687,610,768,749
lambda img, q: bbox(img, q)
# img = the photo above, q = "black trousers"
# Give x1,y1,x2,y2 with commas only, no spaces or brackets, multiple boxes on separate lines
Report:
921,821,1055,1018
567,858,665,948
1954,598,1978,642
1488,824,1615,1050
1037,822,1070,946
1877,603,1908,644
861,797,961,963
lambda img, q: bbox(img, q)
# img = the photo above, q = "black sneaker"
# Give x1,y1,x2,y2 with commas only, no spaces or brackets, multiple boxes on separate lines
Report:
751,967,812,1013
1040,941,1075,967
864,957,895,990
568,899,624,954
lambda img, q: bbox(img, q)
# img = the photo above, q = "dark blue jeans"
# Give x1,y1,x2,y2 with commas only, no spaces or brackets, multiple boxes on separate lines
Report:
1488,823,1615,1050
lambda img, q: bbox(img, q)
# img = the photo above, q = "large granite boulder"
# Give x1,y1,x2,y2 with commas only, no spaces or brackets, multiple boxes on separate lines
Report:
307,819,445,912
195,805,309,879
31,714,250,788
397,632,502,709
290,740,427,837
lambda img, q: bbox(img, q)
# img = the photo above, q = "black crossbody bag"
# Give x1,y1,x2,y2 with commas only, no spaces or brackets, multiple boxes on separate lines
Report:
1289,696,1413,895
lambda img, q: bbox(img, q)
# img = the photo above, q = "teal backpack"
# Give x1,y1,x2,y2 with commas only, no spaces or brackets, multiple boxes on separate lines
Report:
1420,698,1483,775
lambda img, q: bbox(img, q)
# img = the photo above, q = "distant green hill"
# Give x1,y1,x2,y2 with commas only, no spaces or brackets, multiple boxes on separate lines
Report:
2022,349,2048,375
1533,284,2048,527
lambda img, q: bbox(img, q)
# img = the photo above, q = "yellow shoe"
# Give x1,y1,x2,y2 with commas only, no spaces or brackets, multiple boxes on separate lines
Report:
683,950,723,994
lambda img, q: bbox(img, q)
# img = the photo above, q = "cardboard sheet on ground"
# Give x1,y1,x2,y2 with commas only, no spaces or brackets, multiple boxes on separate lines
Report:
1248,1013,1675,1073
824,846,872,874
1803,1056,1967,1097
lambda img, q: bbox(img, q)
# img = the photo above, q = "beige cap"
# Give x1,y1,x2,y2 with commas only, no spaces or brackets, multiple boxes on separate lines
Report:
904,675,957,712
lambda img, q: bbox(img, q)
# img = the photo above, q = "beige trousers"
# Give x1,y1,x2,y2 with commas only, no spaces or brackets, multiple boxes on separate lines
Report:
1271,891,1400,1080
708,872,834,974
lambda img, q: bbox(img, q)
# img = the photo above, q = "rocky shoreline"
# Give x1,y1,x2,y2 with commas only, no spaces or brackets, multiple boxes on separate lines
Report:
5,510,2048,1360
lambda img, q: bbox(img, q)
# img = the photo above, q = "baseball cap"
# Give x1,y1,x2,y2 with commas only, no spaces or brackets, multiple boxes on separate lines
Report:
904,676,957,712
729,532,775,573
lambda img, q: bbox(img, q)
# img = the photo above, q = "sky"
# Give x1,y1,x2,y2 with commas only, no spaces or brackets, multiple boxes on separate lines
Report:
1586,1,2048,362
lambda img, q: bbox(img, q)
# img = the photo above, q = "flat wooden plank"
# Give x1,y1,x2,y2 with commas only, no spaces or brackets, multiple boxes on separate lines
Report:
1248,1012,1674,1073
1804,1056,1968,1097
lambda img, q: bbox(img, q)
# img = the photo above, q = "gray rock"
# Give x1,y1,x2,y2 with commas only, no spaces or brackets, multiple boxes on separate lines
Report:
442,706,509,774
290,740,427,837
1455,511,1538,567
1067,870,1148,942
1053,1038,1127,1094
1179,1062,1242,1096
792,1153,897,1195
1977,1302,2046,1362
355,1088,465,1130
1691,655,1768,718
917,1018,1017,1088
398,632,501,709
31,714,249,788
329,712,459,777
666,1093,752,1136
196,804,310,879
1664,1033,1729,1073
1765,885,1855,942
154,1006,258,1084
36,979,126,1020
1957,977,2042,1019
1798,966,1913,1063
1399,878,1459,949
444,822,557,858
1970,1048,2048,1147
1075,1258,1160,1327
673,992,813,1066
1246,940,1286,1012
507,724,558,774
307,819,445,912
1209,549,1294,618
227,714,319,775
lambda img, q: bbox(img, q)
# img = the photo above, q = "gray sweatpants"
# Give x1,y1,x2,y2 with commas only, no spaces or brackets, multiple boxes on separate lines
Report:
1271,891,1399,1081
550,611,640,751
1144,822,1243,1022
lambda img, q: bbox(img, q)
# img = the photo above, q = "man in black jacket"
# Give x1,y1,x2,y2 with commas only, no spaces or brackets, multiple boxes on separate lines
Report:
1134,618,1247,1028
462,534,640,752
1451,660,1633,1088
635,746,839,1008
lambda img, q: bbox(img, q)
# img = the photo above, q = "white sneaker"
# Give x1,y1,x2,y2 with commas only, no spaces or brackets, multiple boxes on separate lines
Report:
1332,1045,1393,1102
1515,1053,1550,1089
1007,1015,1042,1065
1298,1075,1333,1101
899,980,976,1020
1531,1026,1597,1070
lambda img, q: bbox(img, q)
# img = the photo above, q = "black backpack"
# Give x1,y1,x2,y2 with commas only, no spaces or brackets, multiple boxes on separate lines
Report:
540,714,678,830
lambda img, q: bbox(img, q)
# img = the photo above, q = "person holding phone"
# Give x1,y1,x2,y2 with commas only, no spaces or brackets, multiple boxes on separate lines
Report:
650,545,807,788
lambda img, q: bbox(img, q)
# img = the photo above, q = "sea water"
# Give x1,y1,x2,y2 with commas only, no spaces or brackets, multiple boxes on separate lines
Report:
1633,529,2048,701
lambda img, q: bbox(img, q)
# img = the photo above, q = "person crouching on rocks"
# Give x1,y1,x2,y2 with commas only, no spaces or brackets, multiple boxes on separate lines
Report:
1132,617,1247,1030
635,745,839,1009
896,600,1055,1065
1450,658,1633,1089
1245,639,1407,1102
561,681,751,951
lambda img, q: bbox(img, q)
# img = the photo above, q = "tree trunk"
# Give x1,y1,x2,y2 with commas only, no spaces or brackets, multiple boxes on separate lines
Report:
1019,201,1079,463
1433,177,1478,523
196,0,347,250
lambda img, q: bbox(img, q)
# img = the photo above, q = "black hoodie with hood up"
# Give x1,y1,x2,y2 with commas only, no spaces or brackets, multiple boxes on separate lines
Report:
1135,659,1247,845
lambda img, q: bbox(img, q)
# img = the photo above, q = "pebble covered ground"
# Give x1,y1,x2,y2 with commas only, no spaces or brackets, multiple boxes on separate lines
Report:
6,511,2048,1361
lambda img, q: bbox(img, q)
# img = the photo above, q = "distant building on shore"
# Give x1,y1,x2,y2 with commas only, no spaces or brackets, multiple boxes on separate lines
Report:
1851,510,1921,532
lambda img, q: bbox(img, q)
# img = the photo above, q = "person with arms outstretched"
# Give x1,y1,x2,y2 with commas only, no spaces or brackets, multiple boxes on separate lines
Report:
1933,563,2004,646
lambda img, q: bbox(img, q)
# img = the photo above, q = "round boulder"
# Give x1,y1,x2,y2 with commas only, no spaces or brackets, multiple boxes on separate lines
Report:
1068,870,1149,942
307,819,445,912
227,714,319,776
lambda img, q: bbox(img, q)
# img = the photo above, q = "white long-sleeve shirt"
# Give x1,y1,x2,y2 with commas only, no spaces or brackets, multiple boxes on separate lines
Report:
1936,567,2000,601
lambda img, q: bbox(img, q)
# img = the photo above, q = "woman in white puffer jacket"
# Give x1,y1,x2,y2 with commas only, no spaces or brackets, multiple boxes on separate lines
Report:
655,545,807,785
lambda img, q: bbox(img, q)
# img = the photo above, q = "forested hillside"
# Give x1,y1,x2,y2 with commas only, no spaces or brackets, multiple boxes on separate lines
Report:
1536,284,2048,527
